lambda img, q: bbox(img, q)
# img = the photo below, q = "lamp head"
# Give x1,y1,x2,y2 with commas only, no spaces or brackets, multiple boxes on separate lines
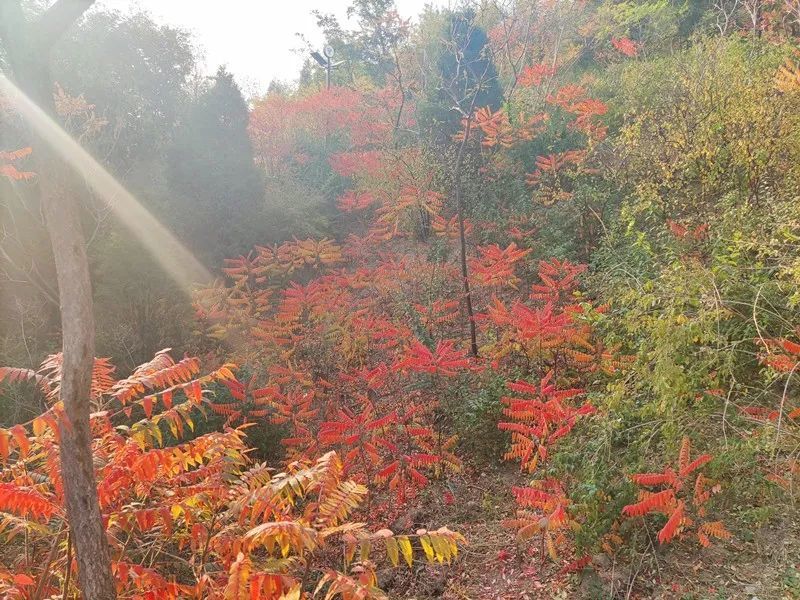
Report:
310,51,326,66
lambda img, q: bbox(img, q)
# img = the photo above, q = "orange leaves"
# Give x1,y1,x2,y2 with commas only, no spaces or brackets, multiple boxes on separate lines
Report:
759,329,800,373
112,562,182,599
529,259,586,304
545,84,608,141
319,398,454,503
374,185,444,239
622,489,677,518
506,479,576,563
611,36,640,58
623,437,726,547
469,243,531,289
393,340,471,376
0,147,35,181
9,425,30,458
315,569,380,600
472,107,516,148
458,106,549,149
630,471,678,488
0,335,463,597
33,354,117,403
338,190,378,212
0,366,41,387
319,402,384,463
499,372,592,472
249,86,392,177
483,298,588,359
546,84,586,109
279,238,344,271
0,483,58,521
330,150,384,178
697,521,731,547
0,430,8,462
526,150,587,204
518,62,557,87
681,454,712,479
657,501,685,544
223,552,251,600
677,435,692,476
528,150,586,181
432,214,472,240
667,219,709,241
414,299,460,331
112,351,200,405
0,148,33,161
568,98,608,132
12,573,35,587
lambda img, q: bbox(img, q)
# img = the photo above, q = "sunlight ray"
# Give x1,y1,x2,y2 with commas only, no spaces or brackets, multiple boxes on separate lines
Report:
0,72,213,293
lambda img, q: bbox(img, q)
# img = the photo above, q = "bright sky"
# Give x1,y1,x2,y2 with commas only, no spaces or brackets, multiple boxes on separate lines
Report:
97,1,446,96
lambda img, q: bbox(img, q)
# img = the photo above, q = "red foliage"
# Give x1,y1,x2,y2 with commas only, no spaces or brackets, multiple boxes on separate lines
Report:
499,371,593,472
611,36,640,58
622,437,728,546
469,243,531,289
518,62,557,87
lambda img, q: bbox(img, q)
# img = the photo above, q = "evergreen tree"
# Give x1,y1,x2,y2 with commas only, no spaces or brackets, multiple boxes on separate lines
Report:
167,67,265,265
417,8,503,142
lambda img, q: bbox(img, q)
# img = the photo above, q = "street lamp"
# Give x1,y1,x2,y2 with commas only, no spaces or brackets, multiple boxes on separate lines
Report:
310,45,343,90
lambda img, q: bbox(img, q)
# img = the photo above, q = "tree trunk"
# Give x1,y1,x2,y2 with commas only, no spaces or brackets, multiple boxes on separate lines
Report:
39,147,116,599
0,1,116,597
453,114,479,358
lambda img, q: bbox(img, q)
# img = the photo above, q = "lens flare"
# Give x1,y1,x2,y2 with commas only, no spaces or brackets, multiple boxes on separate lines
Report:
0,72,212,293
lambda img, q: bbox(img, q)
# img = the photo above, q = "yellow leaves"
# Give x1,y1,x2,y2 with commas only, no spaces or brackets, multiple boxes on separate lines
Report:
384,535,399,566
417,528,464,565
317,480,368,528
272,456,331,505
419,533,435,561
397,535,413,567
342,526,464,571
245,521,319,557
278,238,344,271
0,321,467,597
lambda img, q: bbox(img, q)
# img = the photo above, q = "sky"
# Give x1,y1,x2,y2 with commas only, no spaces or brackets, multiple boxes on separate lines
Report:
96,1,446,96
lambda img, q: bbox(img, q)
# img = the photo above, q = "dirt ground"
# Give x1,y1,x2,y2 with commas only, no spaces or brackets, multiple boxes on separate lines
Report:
382,468,800,600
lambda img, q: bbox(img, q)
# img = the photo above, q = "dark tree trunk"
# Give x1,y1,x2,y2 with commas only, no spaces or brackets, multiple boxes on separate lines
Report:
0,1,116,597
453,114,479,358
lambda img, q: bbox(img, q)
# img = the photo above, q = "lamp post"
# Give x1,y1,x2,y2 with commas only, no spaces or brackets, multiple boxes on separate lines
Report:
311,45,343,89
